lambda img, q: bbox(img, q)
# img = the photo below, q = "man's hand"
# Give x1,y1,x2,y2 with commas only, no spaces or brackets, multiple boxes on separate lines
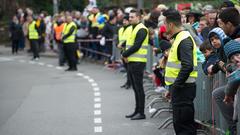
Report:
223,95,234,104
218,61,226,71
121,56,128,63
164,91,171,99
207,65,213,74
117,43,123,49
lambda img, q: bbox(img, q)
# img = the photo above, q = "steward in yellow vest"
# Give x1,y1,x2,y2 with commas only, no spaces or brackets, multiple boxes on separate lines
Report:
27,15,40,60
117,15,132,52
163,8,197,135
118,15,132,89
122,10,149,120
165,30,198,85
62,15,78,71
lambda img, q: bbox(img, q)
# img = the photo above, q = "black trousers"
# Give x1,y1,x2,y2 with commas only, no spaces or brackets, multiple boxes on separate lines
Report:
170,83,197,135
123,59,131,86
57,42,65,65
128,62,146,114
12,40,19,54
30,39,39,58
63,43,77,69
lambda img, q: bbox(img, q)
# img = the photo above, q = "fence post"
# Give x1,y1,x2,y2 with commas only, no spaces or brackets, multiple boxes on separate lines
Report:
146,45,153,73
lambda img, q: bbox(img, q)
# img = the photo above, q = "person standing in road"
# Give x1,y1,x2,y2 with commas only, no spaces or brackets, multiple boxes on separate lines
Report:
163,8,198,135
118,15,132,90
62,15,78,71
54,15,66,66
27,15,40,60
122,9,149,120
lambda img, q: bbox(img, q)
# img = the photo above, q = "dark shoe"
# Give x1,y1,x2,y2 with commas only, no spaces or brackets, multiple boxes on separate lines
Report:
65,68,72,71
125,112,137,118
120,84,127,88
130,113,146,120
125,85,131,89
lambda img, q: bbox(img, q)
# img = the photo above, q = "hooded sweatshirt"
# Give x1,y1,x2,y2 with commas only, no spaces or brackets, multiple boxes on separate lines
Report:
208,27,230,73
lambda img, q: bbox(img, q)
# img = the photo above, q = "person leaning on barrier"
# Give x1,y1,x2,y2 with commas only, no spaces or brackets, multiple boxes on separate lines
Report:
61,15,78,71
211,8,240,135
122,9,149,120
163,8,198,135
117,14,132,89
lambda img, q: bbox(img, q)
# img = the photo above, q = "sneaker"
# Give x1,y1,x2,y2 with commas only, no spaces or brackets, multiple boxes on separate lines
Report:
154,86,167,93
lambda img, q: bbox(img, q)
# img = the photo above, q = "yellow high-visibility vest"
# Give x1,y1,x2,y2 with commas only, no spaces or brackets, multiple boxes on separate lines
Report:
62,22,77,43
118,25,132,46
88,13,104,29
126,23,149,62
165,31,198,86
28,21,39,40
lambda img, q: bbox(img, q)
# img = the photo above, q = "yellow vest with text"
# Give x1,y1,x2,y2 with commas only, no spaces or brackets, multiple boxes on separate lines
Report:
88,13,104,30
28,21,39,40
118,25,132,45
126,23,149,62
165,31,198,86
62,22,77,43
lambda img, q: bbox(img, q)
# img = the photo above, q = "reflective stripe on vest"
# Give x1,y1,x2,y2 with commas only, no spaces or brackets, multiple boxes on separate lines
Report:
63,22,77,43
54,23,66,41
165,31,198,85
166,62,198,71
126,23,149,62
28,21,39,39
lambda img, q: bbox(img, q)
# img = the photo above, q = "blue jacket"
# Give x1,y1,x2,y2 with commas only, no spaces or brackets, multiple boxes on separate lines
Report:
202,52,219,75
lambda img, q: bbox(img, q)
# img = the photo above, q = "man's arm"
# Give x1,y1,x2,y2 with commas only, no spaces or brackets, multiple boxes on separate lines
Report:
122,28,147,57
62,26,75,41
174,37,194,86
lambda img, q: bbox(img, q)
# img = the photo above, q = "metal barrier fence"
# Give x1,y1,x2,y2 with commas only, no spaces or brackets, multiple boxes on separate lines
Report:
195,65,228,134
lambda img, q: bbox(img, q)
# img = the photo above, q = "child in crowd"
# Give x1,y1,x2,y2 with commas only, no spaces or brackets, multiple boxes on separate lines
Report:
152,40,171,93
199,40,219,75
207,27,230,74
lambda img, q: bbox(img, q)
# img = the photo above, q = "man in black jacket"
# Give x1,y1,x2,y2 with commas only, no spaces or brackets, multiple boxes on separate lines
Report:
122,10,149,120
163,8,197,135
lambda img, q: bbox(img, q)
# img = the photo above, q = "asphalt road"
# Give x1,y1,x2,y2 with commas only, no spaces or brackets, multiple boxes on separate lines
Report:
0,47,174,135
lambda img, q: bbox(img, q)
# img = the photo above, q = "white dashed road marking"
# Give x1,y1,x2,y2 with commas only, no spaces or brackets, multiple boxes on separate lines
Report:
94,126,103,133
93,87,100,91
94,118,102,124
94,98,101,102
94,110,102,115
56,66,63,70
94,103,101,109
92,83,98,87
47,64,54,68
76,72,103,133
